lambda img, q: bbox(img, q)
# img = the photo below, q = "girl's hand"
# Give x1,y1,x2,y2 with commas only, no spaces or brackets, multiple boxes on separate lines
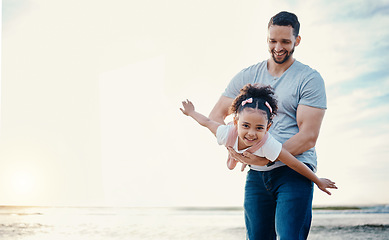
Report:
227,147,270,171
180,99,195,116
317,178,338,195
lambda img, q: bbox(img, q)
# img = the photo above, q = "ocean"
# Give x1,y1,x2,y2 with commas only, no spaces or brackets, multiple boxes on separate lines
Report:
0,205,388,240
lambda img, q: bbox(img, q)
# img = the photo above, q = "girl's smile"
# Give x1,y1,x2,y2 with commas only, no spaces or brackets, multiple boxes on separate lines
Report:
235,108,270,150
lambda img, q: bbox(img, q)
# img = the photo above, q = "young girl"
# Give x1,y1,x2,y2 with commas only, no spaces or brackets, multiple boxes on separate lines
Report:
180,84,337,195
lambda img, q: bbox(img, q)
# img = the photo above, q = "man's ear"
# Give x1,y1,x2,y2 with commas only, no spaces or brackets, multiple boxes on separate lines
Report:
267,121,272,131
295,35,301,47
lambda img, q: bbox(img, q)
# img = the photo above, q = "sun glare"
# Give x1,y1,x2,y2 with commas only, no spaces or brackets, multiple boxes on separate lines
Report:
1,164,49,205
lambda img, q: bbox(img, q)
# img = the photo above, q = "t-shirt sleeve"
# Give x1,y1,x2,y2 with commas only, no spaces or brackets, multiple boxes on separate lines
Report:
216,125,231,146
222,70,247,99
222,63,264,99
259,134,282,161
299,70,327,109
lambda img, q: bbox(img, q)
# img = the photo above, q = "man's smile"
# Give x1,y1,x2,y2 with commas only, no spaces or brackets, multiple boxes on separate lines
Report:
273,50,286,56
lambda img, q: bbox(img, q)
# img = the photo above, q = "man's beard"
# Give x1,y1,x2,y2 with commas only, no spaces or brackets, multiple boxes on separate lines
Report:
272,47,295,64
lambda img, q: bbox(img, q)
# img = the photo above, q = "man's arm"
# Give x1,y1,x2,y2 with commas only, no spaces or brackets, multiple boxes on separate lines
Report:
208,96,234,124
282,104,325,156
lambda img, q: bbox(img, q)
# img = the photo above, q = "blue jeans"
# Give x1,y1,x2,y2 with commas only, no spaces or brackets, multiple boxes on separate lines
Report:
244,166,314,240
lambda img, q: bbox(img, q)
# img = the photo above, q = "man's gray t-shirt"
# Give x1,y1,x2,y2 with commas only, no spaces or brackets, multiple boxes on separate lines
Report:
223,60,326,171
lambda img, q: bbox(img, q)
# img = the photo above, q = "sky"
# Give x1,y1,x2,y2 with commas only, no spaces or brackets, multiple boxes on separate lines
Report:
1,0,389,207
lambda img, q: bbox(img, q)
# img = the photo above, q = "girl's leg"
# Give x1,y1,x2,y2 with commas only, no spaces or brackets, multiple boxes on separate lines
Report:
273,166,314,240
244,169,277,240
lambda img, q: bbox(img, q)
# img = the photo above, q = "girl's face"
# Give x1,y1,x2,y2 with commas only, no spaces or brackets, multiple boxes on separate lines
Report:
234,108,271,150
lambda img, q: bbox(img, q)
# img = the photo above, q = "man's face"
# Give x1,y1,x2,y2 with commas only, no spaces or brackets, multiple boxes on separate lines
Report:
267,25,300,65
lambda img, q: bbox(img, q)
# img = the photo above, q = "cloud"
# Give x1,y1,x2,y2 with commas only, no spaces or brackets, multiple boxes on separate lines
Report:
2,0,31,23
285,0,389,205
295,0,389,87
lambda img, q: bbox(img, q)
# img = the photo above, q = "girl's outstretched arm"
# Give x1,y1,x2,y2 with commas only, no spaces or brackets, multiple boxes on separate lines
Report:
277,149,338,195
180,99,221,136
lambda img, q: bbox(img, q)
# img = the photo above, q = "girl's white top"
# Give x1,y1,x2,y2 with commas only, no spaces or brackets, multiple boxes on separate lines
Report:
216,124,284,171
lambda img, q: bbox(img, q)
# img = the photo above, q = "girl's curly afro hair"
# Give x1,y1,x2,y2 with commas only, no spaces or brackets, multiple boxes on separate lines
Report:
229,84,278,121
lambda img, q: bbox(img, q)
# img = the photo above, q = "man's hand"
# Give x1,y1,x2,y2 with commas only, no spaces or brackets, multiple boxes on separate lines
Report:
227,147,270,171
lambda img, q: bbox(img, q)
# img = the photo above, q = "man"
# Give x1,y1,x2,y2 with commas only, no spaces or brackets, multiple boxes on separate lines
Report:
209,11,327,240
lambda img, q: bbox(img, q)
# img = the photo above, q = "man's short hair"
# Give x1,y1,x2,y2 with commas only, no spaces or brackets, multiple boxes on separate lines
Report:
268,11,300,37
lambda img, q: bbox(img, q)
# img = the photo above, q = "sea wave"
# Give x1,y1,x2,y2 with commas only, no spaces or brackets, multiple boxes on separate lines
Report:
313,204,389,214
313,224,389,230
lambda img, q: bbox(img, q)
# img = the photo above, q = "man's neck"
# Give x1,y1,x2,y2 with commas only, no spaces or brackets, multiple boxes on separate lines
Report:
267,58,295,77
